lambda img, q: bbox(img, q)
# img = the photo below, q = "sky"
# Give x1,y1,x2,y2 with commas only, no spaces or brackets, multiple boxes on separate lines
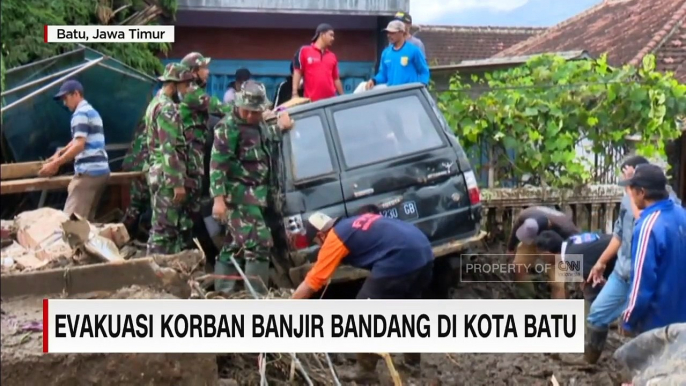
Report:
410,0,603,27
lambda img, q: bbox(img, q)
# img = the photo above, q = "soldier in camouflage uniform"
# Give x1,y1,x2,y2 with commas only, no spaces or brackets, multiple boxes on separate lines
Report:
145,63,195,255
209,80,294,294
121,119,151,236
178,52,233,249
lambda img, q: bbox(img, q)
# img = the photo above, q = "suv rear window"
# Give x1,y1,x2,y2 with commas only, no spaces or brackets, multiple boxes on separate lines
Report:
332,95,444,168
289,115,335,180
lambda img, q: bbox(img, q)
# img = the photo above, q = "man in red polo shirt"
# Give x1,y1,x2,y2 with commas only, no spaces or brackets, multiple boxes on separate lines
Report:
293,23,344,102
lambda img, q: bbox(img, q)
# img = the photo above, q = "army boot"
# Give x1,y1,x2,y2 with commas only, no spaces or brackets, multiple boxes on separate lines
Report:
244,254,270,295
338,353,379,383
584,323,609,364
214,259,240,294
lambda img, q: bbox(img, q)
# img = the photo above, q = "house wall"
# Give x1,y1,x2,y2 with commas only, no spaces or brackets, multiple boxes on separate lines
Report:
166,26,378,99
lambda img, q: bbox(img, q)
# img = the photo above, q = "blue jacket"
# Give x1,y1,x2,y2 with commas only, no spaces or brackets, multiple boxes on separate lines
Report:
373,41,430,87
622,198,686,333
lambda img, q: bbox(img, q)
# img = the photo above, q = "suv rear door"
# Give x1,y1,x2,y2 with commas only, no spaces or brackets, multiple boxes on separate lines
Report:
326,88,477,245
279,109,346,261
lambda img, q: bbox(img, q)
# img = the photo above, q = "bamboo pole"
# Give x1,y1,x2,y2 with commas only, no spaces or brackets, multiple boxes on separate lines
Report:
1,161,45,180
1,56,105,114
0,171,143,195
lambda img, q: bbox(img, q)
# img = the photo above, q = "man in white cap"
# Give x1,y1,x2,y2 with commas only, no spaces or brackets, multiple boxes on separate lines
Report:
292,206,434,380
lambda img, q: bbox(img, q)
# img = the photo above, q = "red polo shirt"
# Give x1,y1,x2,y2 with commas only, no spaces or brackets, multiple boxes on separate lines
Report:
294,44,340,102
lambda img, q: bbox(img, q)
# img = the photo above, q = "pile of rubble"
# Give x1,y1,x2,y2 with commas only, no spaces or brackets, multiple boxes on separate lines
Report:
1,207,144,273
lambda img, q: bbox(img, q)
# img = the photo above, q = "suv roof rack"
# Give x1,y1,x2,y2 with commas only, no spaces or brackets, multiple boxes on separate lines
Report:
286,83,426,115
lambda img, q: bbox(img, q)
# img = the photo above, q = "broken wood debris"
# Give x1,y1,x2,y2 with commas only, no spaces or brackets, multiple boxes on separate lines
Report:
0,171,144,195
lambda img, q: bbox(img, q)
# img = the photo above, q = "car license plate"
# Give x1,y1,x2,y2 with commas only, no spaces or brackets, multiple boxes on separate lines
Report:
381,200,419,221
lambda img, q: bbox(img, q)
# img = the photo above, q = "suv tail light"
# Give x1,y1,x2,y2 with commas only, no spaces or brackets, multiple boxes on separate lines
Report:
285,214,311,250
292,232,310,250
464,171,481,205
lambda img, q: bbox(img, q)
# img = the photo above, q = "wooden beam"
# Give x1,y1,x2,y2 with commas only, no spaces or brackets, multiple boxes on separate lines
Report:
0,162,45,180
0,172,144,195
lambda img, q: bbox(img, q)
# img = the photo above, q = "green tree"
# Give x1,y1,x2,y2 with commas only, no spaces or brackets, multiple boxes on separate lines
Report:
0,0,176,76
437,54,686,189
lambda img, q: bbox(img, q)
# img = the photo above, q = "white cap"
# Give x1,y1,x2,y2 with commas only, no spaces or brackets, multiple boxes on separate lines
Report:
516,218,540,244
383,20,406,33
308,212,335,232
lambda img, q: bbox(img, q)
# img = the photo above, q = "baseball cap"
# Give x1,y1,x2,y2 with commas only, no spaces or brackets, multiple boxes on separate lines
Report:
394,11,412,24
311,23,334,42
384,20,406,33
304,212,338,242
516,218,540,244
618,164,667,189
235,68,252,82
54,79,84,99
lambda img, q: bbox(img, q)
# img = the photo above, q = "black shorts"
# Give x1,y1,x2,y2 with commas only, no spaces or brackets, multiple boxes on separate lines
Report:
356,261,434,299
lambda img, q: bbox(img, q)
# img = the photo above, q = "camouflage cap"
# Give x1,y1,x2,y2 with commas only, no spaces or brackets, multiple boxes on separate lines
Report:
235,80,271,112
180,52,211,69
158,63,194,83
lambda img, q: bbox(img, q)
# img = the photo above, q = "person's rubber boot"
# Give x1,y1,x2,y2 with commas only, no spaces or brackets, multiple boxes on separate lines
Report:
584,323,608,364
337,353,379,383
214,259,239,295
515,281,536,299
245,259,270,295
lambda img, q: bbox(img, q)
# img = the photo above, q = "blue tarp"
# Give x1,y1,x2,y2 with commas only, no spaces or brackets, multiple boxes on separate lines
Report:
1,46,157,165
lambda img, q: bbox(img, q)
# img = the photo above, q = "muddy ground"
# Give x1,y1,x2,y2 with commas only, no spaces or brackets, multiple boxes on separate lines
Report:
1,287,217,386
0,258,632,386
217,264,631,386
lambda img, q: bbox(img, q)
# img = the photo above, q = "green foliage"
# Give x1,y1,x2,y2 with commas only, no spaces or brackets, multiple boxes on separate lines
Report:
437,54,686,189
0,0,176,76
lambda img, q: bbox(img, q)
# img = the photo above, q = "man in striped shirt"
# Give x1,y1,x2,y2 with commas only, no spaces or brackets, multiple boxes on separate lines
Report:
39,80,110,220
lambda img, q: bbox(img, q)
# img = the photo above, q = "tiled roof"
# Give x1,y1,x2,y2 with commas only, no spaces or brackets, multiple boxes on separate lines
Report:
656,22,686,82
495,0,686,80
416,25,546,66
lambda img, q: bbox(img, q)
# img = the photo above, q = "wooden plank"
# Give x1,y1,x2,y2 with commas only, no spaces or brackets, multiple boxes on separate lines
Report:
0,172,143,195
0,162,45,180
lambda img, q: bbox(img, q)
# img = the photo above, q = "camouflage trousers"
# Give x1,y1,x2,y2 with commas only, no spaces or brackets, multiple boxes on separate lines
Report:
185,175,203,219
147,182,194,255
122,175,150,226
215,204,273,295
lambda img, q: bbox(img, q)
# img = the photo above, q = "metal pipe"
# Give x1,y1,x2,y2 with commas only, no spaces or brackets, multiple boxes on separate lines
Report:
1,57,106,114
4,48,85,74
1,64,87,97
57,142,131,152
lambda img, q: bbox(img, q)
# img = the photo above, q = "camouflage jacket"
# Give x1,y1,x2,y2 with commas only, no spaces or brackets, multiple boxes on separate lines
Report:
145,93,187,188
209,109,282,207
122,120,149,172
179,83,232,186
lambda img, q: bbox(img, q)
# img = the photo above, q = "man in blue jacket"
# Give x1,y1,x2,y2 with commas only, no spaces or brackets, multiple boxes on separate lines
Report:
365,20,430,90
584,157,682,364
619,164,686,335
